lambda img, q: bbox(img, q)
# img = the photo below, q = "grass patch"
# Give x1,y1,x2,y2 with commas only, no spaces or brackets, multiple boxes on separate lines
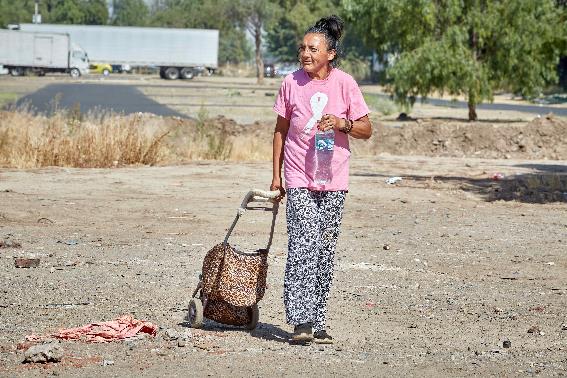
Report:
0,93,19,107
0,108,272,168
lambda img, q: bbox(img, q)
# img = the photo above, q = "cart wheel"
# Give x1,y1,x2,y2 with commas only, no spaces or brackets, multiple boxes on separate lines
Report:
245,304,259,330
187,298,204,328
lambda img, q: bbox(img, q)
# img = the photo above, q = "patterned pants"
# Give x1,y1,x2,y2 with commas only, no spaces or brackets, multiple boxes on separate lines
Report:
284,188,346,332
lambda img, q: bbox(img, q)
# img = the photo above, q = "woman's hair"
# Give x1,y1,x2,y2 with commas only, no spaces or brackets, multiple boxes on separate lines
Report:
305,15,344,67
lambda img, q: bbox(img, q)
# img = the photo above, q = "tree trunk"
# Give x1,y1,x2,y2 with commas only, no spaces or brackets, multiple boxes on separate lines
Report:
468,100,477,121
254,24,264,85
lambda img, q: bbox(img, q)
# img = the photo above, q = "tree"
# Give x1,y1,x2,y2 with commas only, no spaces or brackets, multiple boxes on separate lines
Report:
343,0,567,120
47,0,85,24
233,0,280,84
266,0,336,63
0,0,43,27
82,0,109,25
112,0,149,26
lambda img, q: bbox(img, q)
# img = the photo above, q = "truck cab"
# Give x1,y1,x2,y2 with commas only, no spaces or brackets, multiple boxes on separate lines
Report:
69,44,89,77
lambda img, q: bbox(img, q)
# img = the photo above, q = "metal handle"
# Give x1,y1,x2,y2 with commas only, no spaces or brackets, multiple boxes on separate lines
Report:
223,189,280,250
239,189,281,212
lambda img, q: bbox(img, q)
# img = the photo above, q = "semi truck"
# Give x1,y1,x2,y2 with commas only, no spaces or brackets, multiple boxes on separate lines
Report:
0,29,89,77
19,23,219,80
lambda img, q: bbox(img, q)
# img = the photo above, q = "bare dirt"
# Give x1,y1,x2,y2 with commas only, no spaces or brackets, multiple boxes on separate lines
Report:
1,153,566,377
0,75,566,376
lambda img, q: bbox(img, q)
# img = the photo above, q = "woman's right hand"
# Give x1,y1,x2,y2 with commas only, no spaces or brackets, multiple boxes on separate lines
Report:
270,179,286,203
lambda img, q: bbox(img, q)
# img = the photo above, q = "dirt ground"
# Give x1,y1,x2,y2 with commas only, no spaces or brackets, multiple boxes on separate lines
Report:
0,154,566,377
0,75,566,376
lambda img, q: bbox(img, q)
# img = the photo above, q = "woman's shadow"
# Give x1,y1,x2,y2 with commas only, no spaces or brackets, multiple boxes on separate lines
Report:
249,322,291,343
180,320,291,344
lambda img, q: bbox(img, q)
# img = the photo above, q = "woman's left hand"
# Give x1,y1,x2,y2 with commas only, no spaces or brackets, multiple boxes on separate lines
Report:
318,114,343,132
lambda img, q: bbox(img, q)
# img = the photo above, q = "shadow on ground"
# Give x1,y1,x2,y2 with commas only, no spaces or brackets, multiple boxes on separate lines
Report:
353,163,567,204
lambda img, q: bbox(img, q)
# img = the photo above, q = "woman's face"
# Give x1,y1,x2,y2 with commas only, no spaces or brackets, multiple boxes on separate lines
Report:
299,33,336,75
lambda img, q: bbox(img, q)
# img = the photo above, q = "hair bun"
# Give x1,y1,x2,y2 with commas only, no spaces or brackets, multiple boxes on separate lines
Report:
314,15,344,41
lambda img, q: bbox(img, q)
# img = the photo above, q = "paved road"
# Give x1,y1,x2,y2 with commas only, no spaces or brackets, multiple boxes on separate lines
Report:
15,83,187,118
11,82,567,118
369,93,567,117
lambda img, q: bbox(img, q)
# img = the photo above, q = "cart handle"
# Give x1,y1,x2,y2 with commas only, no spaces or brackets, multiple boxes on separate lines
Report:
238,189,280,215
224,189,280,249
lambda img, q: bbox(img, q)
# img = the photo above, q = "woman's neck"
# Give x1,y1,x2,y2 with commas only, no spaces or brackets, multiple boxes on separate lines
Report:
307,65,332,80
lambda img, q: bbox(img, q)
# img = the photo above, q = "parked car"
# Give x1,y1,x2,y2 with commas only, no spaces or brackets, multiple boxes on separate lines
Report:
89,62,112,76
193,66,214,76
264,63,276,78
276,63,298,77
110,64,132,73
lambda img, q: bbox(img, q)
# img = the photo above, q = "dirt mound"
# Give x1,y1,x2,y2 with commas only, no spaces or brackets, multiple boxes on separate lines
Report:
366,115,567,159
168,115,567,161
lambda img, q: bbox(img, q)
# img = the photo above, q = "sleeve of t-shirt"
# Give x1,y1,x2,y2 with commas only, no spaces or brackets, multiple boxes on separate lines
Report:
273,78,292,120
347,77,370,121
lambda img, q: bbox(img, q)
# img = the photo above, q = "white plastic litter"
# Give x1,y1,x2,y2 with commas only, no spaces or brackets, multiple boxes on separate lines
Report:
385,176,403,185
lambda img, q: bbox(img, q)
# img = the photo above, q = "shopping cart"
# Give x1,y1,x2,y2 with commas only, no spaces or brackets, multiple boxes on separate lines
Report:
186,189,280,330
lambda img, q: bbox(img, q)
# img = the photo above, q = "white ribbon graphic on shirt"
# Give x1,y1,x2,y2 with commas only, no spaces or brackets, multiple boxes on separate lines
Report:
303,92,328,135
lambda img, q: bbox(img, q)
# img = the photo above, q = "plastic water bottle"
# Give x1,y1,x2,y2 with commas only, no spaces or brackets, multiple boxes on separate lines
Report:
314,129,334,185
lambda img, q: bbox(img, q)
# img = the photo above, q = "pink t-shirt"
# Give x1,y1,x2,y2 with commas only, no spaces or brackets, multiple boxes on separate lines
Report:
273,68,369,191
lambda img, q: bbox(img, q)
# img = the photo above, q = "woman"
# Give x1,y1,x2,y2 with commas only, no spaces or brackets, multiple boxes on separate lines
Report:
271,15,372,344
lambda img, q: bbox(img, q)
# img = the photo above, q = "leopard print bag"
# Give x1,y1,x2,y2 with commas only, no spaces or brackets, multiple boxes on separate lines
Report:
202,243,268,308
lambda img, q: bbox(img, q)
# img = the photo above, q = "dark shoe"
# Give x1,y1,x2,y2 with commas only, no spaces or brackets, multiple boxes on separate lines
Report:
291,323,313,343
313,330,334,344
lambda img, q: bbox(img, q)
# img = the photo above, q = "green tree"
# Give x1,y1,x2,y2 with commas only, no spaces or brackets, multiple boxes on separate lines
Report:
266,0,336,63
0,0,52,27
344,0,567,120
112,0,149,26
82,0,109,25
47,0,85,24
265,1,373,80
232,0,280,84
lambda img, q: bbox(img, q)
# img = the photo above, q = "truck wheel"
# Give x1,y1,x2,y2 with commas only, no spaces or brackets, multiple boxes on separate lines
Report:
159,69,166,79
180,68,194,80
10,67,24,77
164,67,180,80
69,68,81,78
102,69,110,76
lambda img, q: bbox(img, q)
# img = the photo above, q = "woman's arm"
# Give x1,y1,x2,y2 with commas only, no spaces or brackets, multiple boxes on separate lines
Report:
318,114,372,139
271,115,290,200
345,115,372,139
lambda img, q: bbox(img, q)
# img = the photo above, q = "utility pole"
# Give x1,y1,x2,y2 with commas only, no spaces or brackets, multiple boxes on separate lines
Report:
32,0,42,24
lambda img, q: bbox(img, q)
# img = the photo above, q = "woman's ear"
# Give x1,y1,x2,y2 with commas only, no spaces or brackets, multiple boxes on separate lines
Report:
327,49,336,62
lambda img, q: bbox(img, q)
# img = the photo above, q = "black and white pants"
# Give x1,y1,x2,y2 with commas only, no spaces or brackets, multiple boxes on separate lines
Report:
284,188,346,333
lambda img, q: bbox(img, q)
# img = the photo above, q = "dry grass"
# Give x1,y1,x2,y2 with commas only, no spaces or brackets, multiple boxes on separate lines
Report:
0,108,272,169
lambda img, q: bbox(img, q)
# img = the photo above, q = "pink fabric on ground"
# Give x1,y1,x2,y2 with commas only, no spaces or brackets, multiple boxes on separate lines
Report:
26,315,157,343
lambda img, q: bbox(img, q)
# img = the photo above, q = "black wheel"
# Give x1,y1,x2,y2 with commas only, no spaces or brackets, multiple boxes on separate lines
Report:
246,304,259,330
180,67,194,80
187,298,204,328
10,67,24,76
164,67,180,80
69,68,80,78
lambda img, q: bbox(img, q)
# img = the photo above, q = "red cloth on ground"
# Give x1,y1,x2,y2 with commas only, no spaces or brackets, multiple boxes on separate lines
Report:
26,315,157,343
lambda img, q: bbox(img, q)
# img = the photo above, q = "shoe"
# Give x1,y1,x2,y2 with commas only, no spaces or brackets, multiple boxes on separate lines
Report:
291,323,313,343
313,330,334,344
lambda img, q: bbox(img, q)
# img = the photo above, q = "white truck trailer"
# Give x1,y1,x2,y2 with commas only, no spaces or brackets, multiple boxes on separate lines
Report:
0,29,89,77
19,24,219,80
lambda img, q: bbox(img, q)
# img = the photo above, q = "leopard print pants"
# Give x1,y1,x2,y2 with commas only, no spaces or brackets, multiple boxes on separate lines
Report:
284,188,346,333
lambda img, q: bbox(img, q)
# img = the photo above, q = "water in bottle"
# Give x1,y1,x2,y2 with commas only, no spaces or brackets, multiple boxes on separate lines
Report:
314,129,335,185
